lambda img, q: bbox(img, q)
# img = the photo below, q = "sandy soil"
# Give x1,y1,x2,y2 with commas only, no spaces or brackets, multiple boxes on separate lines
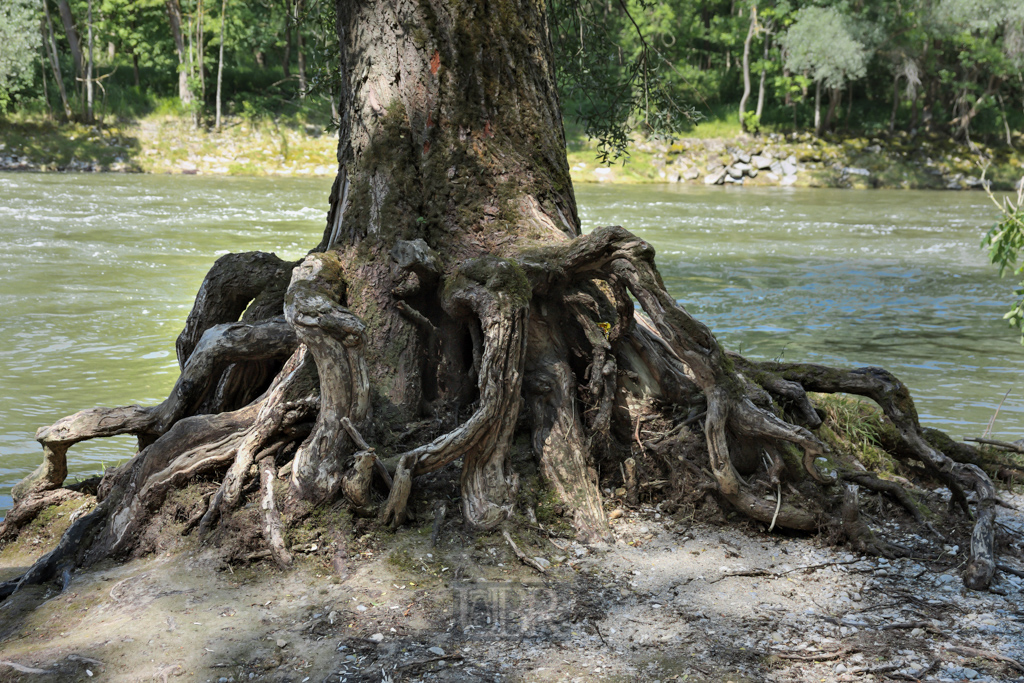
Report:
1,488,1023,683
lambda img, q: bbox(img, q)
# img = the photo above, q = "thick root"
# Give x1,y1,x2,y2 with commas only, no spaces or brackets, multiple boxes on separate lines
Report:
259,455,292,569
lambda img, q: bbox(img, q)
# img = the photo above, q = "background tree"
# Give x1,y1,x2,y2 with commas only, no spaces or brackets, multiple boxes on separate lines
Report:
779,6,870,135
0,0,43,112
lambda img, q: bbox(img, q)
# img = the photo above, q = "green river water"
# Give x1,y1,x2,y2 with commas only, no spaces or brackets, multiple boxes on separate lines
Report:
1,173,1021,517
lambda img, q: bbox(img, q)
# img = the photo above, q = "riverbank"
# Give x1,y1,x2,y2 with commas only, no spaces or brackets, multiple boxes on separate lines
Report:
2,481,1023,683
1,114,1022,189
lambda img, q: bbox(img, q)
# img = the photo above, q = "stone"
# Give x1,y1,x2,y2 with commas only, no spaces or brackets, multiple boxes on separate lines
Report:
429,646,446,656
736,152,751,163
963,668,978,679
357,604,368,611
780,175,797,186
751,155,772,169
780,161,797,176
769,161,783,175
370,633,385,643
533,557,552,569
845,167,870,176
835,664,847,673
277,639,287,648
704,171,726,185
682,168,700,180
726,166,744,179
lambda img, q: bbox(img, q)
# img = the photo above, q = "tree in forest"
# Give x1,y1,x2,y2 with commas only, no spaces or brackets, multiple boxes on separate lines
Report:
0,0,42,112
0,0,1016,600
779,6,870,135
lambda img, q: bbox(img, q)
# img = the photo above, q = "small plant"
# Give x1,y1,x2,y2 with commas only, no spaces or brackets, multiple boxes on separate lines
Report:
981,171,1024,343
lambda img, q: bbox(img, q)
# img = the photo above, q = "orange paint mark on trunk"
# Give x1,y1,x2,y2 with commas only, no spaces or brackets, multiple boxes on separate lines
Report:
430,51,440,75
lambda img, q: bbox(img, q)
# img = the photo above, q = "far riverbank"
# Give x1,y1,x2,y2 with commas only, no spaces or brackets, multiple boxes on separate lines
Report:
2,114,1022,190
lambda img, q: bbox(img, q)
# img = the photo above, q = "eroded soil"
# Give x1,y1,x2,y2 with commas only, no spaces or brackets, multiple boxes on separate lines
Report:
2,487,1023,683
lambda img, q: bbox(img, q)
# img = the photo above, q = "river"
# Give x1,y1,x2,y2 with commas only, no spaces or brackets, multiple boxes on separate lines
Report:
1,173,1021,517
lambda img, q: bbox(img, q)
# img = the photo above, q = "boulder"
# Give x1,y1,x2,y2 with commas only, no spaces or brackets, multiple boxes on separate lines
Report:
704,170,726,185
751,155,772,170
682,168,700,180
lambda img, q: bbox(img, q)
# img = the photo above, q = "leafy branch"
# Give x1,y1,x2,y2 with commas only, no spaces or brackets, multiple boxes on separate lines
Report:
981,168,1024,343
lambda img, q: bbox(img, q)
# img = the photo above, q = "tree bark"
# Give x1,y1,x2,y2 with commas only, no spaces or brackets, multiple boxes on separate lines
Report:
85,0,94,123
296,0,306,97
216,0,227,129
42,0,72,120
754,31,769,122
56,0,83,95
166,0,193,105
738,5,756,133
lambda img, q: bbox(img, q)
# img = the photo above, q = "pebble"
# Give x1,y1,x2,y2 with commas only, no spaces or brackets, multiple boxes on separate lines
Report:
429,646,445,656
963,669,979,679
356,604,368,611
835,664,847,673
276,639,287,648
370,633,384,643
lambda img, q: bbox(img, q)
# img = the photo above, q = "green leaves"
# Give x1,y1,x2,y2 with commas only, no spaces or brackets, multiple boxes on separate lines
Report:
982,179,1024,342
0,0,42,112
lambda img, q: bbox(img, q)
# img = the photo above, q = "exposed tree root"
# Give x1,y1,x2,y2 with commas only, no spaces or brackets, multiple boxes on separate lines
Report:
4,225,1016,600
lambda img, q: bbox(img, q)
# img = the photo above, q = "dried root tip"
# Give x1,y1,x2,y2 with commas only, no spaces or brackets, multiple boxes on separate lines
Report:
342,451,377,516
841,484,906,558
379,454,415,528
259,455,292,569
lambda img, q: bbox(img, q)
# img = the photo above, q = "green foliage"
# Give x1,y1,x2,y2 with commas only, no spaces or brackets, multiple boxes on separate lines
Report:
779,6,869,90
982,177,1024,343
0,0,42,112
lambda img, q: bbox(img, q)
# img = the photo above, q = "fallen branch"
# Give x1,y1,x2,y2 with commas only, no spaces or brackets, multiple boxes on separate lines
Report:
965,437,1024,454
945,645,1024,673
502,529,548,573
773,647,856,661
0,661,49,674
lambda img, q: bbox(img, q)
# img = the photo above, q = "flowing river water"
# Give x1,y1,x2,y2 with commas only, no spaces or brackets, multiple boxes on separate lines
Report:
1,173,1021,518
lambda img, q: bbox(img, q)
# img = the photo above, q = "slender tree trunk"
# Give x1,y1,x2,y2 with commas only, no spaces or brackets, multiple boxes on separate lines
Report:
890,73,901,133
282,0,291,80
813,80,822,135
738,5,756,132
132,52,140,87
166,0,193,106
39,26,52,120
196,0,206,102
56,0,83,96
296,0,306,98
216,0,227,130
43,0,73,120
823,87,839,133
85,0,94,123
754,32,769,122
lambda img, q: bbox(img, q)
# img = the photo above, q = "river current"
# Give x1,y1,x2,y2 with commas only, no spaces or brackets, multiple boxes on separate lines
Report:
1,173,1020,517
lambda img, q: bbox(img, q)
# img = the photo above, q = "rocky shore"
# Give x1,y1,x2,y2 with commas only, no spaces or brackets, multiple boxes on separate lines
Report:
568,132,1024,191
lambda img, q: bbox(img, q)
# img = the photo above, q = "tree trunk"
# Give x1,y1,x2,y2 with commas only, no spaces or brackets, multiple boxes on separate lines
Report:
215,0,227,130
823,87,839,133
85,0,94,123
813,80,822,135
754,32,769,122
738,5,756,133
43,0,73,120
296,0,306,98
2,0,1007,600
890,73,901,134
282,0,291,80
166,0,193,105
56,0,82,96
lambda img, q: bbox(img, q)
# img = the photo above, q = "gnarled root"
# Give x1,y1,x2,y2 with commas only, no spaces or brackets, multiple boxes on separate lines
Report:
286,253,371,503
259,454,292,569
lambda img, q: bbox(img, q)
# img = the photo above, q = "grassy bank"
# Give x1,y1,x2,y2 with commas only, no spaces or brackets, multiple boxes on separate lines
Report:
3,112,1022,190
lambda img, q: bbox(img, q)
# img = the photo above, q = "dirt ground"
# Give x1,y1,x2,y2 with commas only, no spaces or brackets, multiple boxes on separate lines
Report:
1,484,1023,683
